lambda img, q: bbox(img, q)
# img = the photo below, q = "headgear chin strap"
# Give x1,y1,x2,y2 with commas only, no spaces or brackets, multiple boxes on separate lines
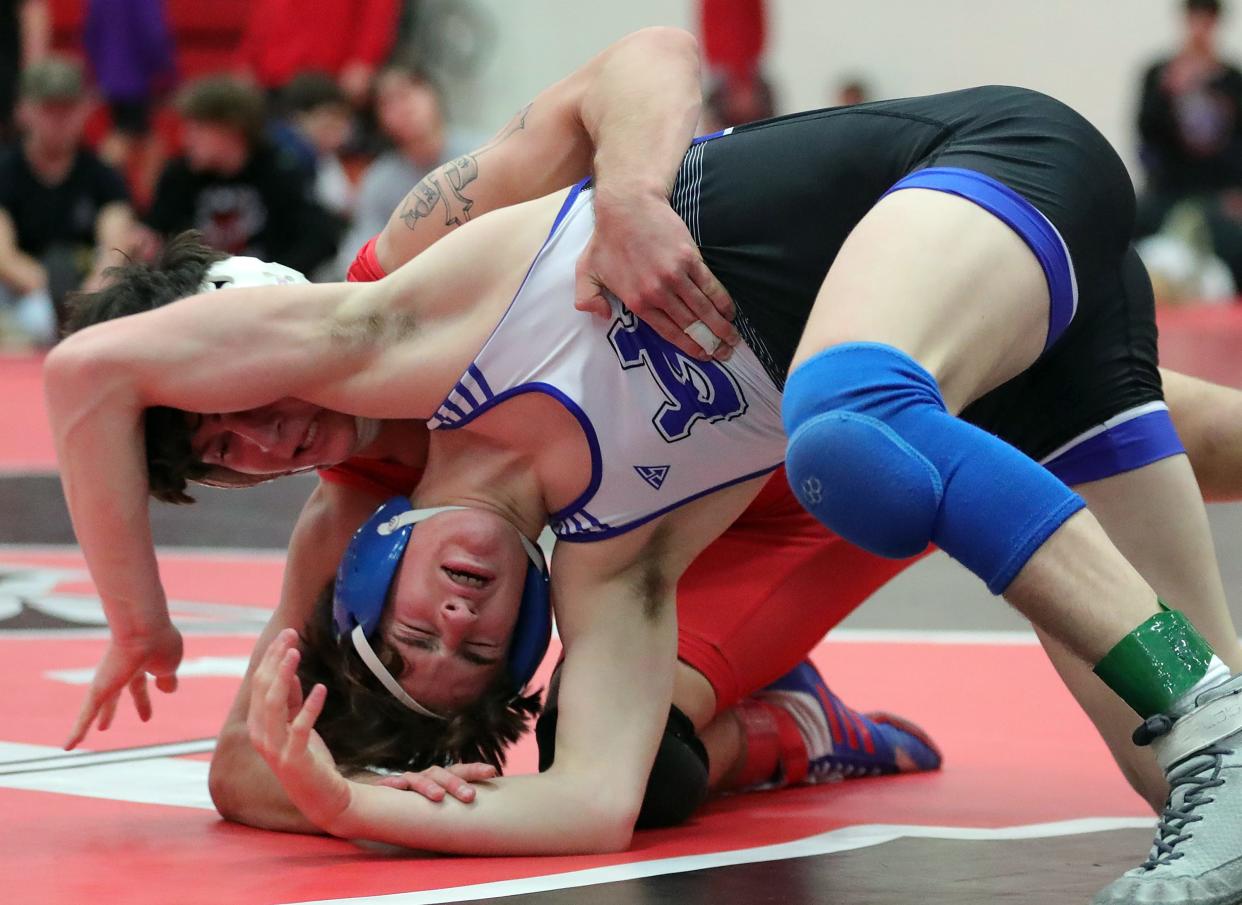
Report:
333,498,553,720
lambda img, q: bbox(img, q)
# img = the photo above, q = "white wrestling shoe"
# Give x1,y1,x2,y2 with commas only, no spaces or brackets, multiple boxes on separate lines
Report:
1093,674,1242,905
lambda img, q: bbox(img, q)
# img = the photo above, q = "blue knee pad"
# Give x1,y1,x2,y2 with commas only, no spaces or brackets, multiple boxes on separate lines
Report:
783,343,1086,593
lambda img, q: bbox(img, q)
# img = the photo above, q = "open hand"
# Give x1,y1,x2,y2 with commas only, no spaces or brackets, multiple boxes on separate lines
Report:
247,628,351,831
65,620,183,749
575,188,739,362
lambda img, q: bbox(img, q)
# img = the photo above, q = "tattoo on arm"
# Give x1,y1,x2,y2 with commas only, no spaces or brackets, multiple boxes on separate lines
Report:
481,103,532,154
396,104,533,233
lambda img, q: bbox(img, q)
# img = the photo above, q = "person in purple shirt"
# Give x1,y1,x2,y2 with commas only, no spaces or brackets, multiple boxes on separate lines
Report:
83,0,175,181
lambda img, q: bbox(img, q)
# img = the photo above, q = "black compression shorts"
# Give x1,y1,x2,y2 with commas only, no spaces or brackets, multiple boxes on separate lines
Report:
671,85,1171,470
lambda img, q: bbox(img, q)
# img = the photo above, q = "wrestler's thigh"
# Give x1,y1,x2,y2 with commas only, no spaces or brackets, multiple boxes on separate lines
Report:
790,188,1050,413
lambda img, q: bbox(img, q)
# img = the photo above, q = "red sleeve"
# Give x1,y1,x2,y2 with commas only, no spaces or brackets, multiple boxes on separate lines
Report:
318,458,422,498
347,0,401,68
347,234,388,283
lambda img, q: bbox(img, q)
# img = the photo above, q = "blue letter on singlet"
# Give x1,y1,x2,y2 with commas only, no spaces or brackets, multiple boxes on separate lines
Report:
608,310,748,442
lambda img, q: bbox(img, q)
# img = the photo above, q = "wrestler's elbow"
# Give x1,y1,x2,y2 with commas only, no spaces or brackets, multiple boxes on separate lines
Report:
43,336,121,421
43,335,94,394
45,327,143,409
208,725,297,830
576,800,638,854
623,25,698,60
568,771,644,853
207,727,250,823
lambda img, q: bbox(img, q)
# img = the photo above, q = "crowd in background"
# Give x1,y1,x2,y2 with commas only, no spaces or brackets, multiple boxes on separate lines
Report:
0,0,476,347
3,0,1242,348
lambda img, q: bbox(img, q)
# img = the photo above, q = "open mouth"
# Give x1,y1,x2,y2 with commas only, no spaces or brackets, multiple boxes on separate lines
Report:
294,418,319,458
442,564,491,590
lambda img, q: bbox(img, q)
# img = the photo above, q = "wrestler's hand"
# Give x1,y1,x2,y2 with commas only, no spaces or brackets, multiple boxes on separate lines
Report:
247,628,351,831
575,186,739,362
374,763,498,803
64,620,183,749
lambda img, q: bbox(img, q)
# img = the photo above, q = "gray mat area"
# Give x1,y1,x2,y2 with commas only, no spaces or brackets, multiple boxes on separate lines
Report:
468,829,1155,905
5,471,1242,636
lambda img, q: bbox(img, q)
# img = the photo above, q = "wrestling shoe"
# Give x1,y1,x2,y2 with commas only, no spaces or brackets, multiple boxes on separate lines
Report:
1094,673,1242,905
755,659,942,784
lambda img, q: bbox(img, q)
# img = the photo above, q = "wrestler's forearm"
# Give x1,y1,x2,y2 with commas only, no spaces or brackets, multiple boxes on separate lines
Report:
333,769,633,855
374,28,701,272
580,27,702,203
1162,368,1242,502
43,352,169,636
213,481,385,832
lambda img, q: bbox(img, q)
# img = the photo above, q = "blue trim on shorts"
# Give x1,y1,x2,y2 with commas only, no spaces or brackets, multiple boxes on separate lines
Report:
1043,409,1185,486
882,166,1076,351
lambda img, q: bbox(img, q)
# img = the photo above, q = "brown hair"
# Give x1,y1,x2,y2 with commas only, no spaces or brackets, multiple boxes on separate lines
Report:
297,583,542,774
175,75,267,145
64,231,228,504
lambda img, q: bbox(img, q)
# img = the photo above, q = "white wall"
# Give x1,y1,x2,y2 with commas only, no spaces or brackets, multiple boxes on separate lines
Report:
455,1,693,131
454,0,1242,179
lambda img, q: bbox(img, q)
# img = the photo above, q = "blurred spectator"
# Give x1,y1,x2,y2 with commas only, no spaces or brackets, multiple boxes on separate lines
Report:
278,72,355,220
236,0,401,109
335,59,482,275
1136,200,1237,304
0,56,136,346
1136,0,1242,237
83,0,176,194
698,0,773,134
834,76,870,107
0,0,50,141
701,70,776,134
146,75,340,276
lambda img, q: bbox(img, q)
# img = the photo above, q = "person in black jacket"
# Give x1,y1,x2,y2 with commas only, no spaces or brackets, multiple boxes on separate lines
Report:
146,75,340,275
0,56,135,344
1136,0,1242,282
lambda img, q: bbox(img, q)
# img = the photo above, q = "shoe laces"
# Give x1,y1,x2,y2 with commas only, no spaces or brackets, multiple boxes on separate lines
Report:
1142,746,1229,870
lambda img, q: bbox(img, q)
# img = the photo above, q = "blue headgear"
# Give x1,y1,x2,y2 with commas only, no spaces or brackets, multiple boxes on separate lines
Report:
333,497,552,719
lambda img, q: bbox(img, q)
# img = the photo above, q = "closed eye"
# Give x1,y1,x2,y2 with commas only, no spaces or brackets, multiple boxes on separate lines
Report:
397,630,498,667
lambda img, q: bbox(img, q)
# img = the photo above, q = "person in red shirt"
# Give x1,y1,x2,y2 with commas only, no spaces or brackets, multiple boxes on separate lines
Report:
235,0,400,106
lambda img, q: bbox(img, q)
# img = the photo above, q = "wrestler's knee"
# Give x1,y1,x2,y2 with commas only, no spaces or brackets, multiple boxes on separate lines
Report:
783,342,944,559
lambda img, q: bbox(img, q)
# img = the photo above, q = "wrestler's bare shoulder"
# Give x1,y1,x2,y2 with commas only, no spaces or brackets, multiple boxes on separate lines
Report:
314,188,573,420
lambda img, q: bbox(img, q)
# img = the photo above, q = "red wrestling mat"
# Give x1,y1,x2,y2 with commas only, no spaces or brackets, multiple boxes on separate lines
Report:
1157,304,1242,388
0,353,54,470
0,547,1150,905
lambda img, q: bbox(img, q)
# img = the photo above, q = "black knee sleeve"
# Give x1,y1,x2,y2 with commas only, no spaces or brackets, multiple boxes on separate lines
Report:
535,664,710,829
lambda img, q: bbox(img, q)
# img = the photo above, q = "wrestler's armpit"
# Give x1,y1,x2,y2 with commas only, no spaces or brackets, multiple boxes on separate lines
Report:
631,522,675,621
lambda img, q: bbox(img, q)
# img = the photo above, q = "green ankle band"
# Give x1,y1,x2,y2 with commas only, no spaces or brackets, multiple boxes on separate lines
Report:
1093,603,1214,717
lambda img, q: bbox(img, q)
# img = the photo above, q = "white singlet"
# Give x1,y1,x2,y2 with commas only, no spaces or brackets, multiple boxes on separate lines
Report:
427,182,785,542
